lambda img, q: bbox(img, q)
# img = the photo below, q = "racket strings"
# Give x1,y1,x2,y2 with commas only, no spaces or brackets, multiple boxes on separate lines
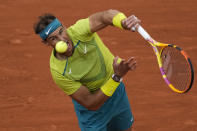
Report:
161,47,191,91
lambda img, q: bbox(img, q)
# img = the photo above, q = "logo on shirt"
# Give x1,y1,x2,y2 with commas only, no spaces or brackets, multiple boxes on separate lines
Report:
69,68,72,74
84,44,87,54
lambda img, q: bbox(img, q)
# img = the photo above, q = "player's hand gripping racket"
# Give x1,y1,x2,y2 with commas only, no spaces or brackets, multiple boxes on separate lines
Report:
133,26,194,93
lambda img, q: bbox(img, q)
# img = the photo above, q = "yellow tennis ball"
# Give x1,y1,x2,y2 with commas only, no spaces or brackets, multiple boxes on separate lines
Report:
55,41,68,53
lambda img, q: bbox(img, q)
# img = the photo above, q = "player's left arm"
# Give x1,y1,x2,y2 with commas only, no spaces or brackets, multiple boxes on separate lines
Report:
89,9,141,33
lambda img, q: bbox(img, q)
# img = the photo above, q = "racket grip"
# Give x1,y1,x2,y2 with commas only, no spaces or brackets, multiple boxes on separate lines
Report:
132,26,151,40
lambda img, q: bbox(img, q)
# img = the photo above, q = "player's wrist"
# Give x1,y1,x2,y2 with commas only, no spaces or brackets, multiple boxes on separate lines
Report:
112,74,123,82
112,13,127,29
100,77,120,97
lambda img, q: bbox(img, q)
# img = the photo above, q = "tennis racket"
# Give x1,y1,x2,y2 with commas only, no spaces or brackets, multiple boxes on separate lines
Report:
134,26,194,93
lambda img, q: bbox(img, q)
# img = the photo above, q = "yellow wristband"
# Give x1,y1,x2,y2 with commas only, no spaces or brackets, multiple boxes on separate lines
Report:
101,78,120,97
112,13,127,29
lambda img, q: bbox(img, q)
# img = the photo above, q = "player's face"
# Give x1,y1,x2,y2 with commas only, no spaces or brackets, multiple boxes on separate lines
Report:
45,26,74,56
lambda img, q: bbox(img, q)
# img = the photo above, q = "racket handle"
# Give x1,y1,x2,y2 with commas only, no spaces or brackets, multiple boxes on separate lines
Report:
132,26,151,40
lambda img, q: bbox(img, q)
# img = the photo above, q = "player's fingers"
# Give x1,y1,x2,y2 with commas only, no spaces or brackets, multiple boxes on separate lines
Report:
123,15,136,26
126,15,140,23
127,19,141,29
128,59,137,67
127,56,136,63
125,57,134,66
127,15,136,20
124,16,136,27
126,16,141,31
129,62,137,70
124,16,134,25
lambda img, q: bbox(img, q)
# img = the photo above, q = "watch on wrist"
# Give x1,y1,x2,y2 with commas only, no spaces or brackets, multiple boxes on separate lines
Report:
112,74,123,82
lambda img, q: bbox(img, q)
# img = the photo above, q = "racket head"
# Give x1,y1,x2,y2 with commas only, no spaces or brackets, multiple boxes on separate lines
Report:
159,44,194,93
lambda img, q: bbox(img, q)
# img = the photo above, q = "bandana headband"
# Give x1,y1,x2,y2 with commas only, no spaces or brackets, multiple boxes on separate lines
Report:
39,18,62,40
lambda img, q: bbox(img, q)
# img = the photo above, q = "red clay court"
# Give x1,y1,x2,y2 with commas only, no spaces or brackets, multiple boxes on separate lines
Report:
0,0,196,130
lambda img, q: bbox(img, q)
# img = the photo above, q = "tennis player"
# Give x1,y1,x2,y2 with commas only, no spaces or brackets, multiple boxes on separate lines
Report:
33,9,140,131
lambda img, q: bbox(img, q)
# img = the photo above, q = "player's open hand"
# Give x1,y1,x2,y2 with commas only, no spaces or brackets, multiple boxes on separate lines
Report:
121,15,141,31
113,56,137,77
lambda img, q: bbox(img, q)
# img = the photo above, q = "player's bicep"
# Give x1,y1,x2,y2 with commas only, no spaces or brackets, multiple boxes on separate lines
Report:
89,12,107,33
89,9,119,33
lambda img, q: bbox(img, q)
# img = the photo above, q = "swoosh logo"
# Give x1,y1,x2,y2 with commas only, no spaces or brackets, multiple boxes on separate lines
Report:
69,68,72,74
45,26,53,35
131,117,134,122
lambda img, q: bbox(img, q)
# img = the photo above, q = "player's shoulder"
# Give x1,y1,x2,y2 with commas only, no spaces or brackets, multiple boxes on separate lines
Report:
67,18,93,42
67,18,89,32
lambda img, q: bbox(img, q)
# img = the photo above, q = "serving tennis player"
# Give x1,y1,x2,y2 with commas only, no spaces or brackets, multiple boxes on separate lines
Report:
33,9,140,131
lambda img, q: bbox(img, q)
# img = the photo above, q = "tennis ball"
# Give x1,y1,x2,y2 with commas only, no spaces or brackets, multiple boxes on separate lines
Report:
55,41,68,53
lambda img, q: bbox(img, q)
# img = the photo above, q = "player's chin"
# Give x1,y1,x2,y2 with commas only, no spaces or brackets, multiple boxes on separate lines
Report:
65,49,72,57
65,43,74,56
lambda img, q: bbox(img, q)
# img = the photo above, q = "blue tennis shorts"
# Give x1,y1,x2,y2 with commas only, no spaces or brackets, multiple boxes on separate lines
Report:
72,82,134,131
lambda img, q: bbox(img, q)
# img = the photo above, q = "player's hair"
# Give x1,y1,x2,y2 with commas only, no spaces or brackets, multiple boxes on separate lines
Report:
33,13,56,34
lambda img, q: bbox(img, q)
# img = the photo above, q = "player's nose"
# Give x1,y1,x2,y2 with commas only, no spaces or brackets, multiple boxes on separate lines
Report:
57,35,65,41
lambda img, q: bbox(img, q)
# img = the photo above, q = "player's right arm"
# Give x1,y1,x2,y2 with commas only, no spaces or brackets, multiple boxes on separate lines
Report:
89,9,141,33
69,56,137,111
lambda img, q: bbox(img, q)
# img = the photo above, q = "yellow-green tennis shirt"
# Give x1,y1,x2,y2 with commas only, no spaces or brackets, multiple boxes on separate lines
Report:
50,18,115,95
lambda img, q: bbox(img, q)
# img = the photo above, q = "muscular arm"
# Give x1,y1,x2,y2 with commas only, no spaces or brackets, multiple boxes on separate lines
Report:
89,9,141,33
70,85,109,111
89,9,120,33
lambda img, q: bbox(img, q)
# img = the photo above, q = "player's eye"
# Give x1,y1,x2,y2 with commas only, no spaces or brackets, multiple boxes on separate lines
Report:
59,27,64,35
49,36,57,41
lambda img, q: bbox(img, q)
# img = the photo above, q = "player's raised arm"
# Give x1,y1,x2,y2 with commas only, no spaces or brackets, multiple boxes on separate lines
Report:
89,9,141,33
